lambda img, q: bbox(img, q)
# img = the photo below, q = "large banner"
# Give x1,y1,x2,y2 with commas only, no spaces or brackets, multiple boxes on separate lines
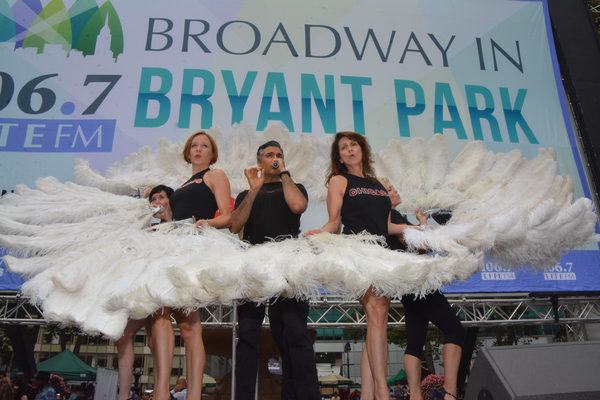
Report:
0,0,598,292
0,247,24,290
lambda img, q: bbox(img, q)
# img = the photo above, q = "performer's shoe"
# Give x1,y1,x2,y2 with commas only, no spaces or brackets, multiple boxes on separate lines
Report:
434,387,458,400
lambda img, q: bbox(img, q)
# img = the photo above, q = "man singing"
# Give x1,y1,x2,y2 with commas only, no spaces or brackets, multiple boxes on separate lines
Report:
230,140,320,400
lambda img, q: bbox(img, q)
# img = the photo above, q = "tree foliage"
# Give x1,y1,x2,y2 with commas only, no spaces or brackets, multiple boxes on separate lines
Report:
43,325,84,355
588,2,600,36
346,327,365,343
481,305,539,347
388,328,447,373
483,325,538,346
0,328,13,354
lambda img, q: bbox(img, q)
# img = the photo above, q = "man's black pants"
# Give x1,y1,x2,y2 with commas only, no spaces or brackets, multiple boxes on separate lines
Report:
235,298,320,400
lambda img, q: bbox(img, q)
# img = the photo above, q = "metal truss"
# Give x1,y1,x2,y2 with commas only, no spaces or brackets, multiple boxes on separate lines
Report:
1,292,599,330
303,293,600,329
590,1,600,15
0,293,45,325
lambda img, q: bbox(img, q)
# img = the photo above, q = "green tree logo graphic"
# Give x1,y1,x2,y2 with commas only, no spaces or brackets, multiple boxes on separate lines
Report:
0,0,124,61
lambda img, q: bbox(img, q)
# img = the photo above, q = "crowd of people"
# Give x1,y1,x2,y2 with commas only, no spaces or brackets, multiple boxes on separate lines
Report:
10,130,466,400
390,383,409,399
7,371,95,400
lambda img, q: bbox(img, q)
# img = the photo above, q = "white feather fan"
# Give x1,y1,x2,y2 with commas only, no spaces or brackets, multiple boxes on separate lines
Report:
0,125,598,339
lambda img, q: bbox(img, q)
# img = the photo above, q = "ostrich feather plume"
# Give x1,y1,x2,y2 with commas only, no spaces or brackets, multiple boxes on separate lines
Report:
0,125,597,339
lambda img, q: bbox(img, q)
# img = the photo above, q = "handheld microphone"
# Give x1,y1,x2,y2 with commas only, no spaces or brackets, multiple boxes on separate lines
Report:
150,205,163,215
272,161,279,169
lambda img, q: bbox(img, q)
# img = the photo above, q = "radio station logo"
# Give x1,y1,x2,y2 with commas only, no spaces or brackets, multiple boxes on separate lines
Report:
0,0,123,60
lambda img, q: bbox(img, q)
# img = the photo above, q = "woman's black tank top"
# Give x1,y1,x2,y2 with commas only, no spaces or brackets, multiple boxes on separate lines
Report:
169,168,218,221
340,174,391,236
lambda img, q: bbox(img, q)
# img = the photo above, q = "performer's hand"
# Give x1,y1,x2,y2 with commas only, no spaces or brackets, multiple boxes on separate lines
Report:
244,167,264,190
303,229,323,236
195,219,209,228
276,158,286,173
141,185,151,199
415,208,428,226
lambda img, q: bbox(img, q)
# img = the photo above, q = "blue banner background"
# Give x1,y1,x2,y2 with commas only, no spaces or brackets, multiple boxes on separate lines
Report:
0,247,24,290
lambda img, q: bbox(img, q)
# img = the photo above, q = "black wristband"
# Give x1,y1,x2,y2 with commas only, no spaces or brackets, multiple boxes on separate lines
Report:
279,170,291,178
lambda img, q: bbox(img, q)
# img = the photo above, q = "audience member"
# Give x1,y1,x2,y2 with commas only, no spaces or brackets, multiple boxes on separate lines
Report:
170,377,186,400
32,371,55,400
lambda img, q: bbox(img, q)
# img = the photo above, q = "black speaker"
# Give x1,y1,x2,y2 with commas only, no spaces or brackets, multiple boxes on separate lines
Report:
465,342,600,400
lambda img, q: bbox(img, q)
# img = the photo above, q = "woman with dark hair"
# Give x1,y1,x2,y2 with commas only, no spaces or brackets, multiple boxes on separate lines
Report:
146,185,174,223
116,184,173,400
305,132,423,400
382,180,463,400
11,373,24,400
152,131,231,400
0,377,13,400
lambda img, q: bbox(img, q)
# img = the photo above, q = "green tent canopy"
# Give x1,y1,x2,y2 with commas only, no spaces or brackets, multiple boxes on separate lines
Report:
36,350,96,381
386,369,406,386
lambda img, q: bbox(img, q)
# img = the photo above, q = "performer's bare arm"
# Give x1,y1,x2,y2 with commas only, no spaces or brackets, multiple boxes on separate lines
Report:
230,167,264,235
200,169,232,229
278,160,308,214
395,209,429,244
305,175,346,235
388,209,429,236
